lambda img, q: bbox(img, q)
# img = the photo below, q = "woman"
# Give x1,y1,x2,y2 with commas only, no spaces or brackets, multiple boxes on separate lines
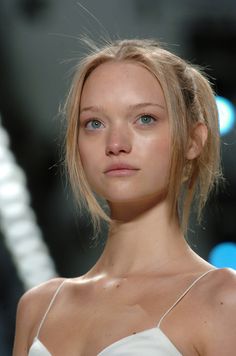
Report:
13,39,236,355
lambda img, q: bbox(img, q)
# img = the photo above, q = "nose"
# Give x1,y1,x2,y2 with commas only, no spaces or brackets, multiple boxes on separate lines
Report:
105,126,132,156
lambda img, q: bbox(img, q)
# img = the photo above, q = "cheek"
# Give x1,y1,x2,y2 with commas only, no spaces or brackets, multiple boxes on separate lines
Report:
158,138,171,162
137,134,171,167
78,138,102,185
78,139,91,172
144,139,171,190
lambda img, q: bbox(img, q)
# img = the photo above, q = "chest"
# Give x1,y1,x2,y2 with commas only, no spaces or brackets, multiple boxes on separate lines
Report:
35,283,202,356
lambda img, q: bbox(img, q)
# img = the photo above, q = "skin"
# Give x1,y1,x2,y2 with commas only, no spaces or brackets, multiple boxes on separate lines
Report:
13,61,236,356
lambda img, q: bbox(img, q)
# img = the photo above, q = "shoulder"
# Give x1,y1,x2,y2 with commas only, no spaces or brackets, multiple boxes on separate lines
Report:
13,278,66,356
207,267,236,304
18,277,66,324
200,268,236,355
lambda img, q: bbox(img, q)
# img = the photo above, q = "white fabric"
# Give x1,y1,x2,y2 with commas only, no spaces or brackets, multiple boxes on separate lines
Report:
29,338,51,356
29,327,182,356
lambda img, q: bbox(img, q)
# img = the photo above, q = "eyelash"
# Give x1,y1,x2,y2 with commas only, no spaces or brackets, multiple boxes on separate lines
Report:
83,114,157,130
138,114,157,125
83,119,103,130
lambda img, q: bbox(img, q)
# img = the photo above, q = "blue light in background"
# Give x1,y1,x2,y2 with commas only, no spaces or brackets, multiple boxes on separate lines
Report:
208,242,236,269
216,96,235,136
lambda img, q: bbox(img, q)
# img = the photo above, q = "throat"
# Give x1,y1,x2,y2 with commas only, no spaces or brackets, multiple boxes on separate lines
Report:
92,228,189,279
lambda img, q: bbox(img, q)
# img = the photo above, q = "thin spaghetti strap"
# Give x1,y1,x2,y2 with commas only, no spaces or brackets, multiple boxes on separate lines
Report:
157,269,215,328
36,279,67,338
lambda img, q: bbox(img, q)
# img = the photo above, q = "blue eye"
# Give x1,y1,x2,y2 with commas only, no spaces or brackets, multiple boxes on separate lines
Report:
85,120,103,130
138,115,156,125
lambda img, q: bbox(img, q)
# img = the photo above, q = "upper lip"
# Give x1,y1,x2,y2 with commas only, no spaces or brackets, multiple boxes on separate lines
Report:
104,163,139,173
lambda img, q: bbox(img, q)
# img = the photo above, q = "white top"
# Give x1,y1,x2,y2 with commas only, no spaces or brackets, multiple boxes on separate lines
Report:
28,269,216,355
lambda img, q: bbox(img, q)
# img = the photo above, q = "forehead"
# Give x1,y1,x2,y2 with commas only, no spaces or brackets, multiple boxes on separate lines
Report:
80,61,166,109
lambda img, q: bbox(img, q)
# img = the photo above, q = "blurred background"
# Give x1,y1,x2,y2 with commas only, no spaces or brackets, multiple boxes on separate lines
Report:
0,0,235,354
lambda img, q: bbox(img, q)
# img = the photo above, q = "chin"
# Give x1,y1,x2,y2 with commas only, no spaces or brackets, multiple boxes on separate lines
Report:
104,194,139,204
94,183,168,205
105,192,167,205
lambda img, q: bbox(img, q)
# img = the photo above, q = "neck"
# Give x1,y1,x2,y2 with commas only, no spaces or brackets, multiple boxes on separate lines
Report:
89,199,192,278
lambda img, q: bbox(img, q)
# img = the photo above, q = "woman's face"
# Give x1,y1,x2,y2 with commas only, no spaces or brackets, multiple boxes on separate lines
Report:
78,61,171,207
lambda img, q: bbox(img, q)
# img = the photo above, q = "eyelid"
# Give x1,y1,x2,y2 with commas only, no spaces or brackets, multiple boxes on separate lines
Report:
137,112,157,118
80,113,158,129
136,113,158,122
83,118,105,130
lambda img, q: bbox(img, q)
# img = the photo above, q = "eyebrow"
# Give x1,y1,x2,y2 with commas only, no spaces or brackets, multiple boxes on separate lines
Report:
80,102,165,114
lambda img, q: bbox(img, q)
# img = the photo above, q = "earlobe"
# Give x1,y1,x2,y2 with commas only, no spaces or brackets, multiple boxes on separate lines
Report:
186,122,208,160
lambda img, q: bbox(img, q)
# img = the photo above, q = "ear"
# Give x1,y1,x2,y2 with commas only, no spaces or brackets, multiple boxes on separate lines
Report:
186,122,208,160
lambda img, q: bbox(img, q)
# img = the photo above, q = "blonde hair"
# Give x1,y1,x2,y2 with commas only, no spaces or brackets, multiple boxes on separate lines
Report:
65,38,222,235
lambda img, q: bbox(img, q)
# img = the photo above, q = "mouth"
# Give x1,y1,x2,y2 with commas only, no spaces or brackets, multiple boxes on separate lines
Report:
104,168,139,177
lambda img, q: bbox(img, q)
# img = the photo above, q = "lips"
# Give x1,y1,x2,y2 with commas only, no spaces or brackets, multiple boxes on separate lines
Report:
104,163,139,173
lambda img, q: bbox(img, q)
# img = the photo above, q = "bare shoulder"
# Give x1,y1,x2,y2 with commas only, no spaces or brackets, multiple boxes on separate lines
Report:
207,267,236,304
201,268,236,319
21,277,66,319
201,268,236,355
13,277,65,356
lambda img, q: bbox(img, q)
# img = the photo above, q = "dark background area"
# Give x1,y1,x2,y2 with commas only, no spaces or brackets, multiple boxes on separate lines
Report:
0,1,235,354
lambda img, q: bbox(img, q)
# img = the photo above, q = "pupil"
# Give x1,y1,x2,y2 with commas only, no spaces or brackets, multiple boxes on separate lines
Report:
93,120,100,127
142,116,150,123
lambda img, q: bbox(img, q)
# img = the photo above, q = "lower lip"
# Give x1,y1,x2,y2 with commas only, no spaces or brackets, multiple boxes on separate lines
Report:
105,169,139,177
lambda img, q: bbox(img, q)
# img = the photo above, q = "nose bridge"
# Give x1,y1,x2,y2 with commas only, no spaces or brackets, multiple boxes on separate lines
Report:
105,120,131,155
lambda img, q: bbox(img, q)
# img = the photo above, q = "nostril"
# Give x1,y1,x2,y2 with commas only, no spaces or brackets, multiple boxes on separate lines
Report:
106,144,131,156
105,129,132,156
